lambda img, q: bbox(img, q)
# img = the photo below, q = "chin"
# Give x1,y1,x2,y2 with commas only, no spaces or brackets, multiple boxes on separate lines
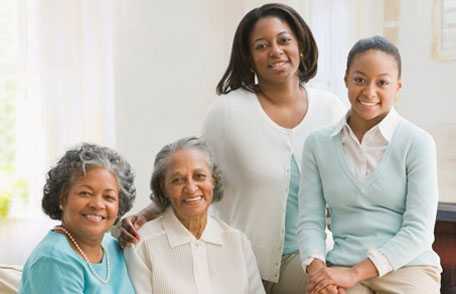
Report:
181,207,209,219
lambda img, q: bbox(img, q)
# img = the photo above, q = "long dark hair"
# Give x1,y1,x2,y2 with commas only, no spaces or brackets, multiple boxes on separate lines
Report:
216,3,318,95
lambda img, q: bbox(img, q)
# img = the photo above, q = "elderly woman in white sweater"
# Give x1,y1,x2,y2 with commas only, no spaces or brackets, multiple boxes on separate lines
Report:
124,137,265,294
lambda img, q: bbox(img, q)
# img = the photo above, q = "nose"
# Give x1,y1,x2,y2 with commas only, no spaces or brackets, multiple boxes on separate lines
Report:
89,195,105,209
363,82,377,98
184,179,198,194
269,42,283,57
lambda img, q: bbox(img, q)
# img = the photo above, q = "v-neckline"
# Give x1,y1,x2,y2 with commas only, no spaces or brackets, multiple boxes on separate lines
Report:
252,88,311,134
333,121,402,191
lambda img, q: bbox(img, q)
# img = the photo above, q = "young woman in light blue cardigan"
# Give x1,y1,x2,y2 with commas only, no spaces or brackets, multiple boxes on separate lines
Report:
298,36,441,294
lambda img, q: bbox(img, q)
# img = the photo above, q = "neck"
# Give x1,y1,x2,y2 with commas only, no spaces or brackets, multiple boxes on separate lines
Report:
258,78,302,105
348,113,386,143
59,225,104,263
176,213,208,239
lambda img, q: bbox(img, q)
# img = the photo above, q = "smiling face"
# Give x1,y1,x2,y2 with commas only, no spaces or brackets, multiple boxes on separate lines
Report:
249,16,301,86
61,166,119,244
345,49,402,129
164,149,214,222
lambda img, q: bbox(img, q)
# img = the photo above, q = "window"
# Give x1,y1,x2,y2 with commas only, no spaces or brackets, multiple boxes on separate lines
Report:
433,0,456,60
0,0,31,219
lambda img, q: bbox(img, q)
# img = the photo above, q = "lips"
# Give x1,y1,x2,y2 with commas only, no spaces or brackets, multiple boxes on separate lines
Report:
183,196,203,204
359,100,379,107
268,60,289,70
82,213,106,223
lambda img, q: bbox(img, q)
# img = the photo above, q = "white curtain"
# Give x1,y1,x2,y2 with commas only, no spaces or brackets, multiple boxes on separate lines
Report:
14,0,116,217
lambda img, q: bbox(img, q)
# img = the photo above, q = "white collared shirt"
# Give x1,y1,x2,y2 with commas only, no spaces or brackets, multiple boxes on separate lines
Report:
124,208,265,294
335,108,402,276
334,108,402,181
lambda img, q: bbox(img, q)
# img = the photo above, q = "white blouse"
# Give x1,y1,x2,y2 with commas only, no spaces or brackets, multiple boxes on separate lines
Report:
124,208,265,294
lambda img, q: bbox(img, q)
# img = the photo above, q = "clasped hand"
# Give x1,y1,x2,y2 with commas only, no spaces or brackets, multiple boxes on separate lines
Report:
308,265,359,294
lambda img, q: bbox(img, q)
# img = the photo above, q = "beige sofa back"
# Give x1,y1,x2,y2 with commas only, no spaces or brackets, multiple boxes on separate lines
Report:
0,265,21,294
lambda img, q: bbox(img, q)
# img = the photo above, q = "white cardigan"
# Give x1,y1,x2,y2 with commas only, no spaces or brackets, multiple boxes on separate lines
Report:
124,208,265,294
203,87,345,282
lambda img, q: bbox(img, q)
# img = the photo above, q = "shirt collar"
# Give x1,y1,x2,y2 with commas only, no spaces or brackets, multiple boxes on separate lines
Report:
376,108,401,142
330,108,402,142
162,207,224,248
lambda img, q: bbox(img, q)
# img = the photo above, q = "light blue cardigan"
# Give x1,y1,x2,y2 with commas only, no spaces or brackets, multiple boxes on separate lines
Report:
298,118,441,270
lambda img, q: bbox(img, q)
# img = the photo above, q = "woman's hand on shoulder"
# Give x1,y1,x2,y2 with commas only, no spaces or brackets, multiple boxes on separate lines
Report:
117,204,162,248
118,214,147,248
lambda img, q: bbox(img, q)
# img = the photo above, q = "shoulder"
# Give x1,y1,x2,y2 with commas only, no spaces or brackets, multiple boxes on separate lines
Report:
395,119,436,151
209,215,251,244
306,125,337,145
222,88,255,100
307,88,346,109
25,231,75,264
306,87,347,125
20,233,85,293
22,232,83,277
210,89,255,110
102,234,124,257
137,214,167,242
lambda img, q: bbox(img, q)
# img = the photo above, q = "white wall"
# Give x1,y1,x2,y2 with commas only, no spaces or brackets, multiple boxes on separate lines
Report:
395,0,456,203
113,0,311,212
114,1,233,212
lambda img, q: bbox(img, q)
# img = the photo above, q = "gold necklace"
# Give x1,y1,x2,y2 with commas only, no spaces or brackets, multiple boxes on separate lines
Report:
53,226,111,284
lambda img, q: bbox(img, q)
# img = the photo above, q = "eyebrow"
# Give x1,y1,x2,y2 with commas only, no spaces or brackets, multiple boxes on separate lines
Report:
352,71,392,77
78,184,117,192
253,30,291,43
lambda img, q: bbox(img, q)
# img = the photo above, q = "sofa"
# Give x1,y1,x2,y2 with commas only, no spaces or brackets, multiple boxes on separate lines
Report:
0,265,21,294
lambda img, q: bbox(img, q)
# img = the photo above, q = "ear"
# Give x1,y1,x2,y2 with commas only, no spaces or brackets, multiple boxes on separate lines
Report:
396,79,402,91
59,188,69,210
344,75,348,88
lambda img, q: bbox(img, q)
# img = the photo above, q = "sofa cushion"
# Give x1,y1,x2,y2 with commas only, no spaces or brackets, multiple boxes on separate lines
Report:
0,265,22,294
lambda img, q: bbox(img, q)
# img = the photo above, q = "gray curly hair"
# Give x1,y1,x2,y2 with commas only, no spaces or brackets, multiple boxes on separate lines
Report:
150,137,223,209
42,143,136,223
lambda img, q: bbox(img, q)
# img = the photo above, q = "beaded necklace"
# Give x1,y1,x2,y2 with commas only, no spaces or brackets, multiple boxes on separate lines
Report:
53,225,111,284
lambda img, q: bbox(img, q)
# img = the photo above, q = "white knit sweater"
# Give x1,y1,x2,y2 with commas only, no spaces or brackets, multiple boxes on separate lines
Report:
202,87,346,282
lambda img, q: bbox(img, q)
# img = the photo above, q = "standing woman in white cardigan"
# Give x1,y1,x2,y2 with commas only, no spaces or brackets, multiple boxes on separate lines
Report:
120,4,345,293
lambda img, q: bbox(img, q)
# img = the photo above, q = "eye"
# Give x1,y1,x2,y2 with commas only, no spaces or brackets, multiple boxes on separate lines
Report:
170,177,183,185
195,173,207,181
78,191,91,197
254,42,268,50
278,36,292,44
377,79,390,87
352,76,366,85
104,194,118,203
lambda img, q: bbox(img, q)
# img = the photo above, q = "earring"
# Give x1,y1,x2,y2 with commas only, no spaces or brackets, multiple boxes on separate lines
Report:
59,204,63,210
250,68,258,85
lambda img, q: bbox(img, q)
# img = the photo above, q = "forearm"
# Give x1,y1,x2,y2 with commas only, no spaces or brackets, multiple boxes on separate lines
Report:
351,259,378,283
139,203,162,221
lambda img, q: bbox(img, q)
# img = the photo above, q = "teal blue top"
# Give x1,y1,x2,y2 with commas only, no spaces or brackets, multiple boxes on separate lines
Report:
283,156,300,255
298,119,441,270
20,231,135,294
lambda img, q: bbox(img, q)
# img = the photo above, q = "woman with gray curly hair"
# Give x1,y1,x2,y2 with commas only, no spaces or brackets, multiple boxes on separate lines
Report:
124,137,265,293
19,143,136,294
